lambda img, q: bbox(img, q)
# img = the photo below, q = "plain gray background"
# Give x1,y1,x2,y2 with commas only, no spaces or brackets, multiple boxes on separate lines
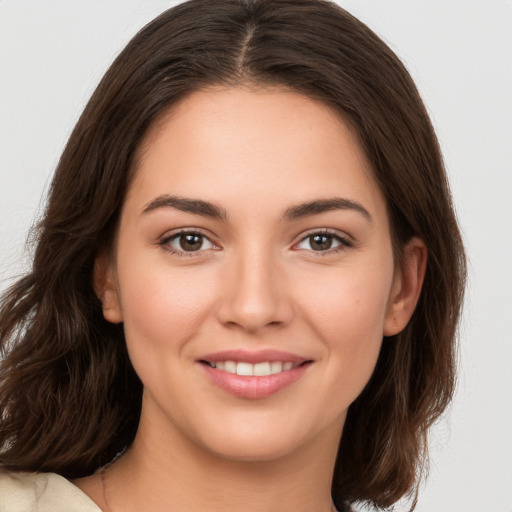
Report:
1,1,511,511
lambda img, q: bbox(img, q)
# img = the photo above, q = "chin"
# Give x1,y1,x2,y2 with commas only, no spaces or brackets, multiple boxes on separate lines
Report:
202,434,304,463
190,411,340,465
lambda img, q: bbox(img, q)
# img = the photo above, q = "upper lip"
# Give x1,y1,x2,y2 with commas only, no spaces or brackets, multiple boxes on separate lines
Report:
198,349,311,365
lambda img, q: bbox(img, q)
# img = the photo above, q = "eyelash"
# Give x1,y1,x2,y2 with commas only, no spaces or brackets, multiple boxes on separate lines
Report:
158,229,353,258
295,229,353,256
158,229,218,258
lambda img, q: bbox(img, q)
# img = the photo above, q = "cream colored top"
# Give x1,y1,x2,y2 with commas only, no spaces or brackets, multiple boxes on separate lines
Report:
0,471,101,512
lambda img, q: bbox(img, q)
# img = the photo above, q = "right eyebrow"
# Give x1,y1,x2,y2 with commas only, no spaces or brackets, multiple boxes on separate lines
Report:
282,197,372,223
141,194,228,220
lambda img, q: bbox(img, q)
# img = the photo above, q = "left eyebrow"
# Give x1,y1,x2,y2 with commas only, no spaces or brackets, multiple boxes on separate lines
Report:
282,198,372,223
142,194,228,220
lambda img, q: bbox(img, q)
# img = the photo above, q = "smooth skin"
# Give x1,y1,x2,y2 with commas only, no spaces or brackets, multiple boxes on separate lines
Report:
75,86,426,512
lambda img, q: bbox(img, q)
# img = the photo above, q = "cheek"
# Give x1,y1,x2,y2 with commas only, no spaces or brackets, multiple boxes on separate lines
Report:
116,254,217,358
296,263,392,401
298,263,392,341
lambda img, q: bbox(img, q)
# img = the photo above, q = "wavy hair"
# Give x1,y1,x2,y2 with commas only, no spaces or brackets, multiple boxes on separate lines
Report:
0,1,466,509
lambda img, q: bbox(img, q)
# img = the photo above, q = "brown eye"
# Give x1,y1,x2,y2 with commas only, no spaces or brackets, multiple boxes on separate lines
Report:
309,234,333,251
296,231,352,253
162,231,216,255
179,233,204,251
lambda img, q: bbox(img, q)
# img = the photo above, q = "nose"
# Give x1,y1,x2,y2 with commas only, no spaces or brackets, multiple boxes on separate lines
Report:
215,246,294,333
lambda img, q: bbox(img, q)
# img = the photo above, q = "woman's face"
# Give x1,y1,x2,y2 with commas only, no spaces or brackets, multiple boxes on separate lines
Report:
99,86,417,463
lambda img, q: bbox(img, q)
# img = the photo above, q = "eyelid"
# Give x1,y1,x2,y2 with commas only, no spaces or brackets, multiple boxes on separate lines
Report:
158,228,221,257
157,227,353,257
292,228,354,254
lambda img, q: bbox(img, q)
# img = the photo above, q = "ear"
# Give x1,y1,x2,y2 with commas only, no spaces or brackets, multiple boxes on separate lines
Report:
383,237,427,336
93,253,123,324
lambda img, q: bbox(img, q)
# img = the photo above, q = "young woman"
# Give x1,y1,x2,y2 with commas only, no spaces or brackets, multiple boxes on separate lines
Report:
0,1,466,511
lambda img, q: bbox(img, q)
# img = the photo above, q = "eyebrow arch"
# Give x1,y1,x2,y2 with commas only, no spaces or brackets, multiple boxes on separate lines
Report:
142,194,371,223
142,194,228,220
282,198,372,222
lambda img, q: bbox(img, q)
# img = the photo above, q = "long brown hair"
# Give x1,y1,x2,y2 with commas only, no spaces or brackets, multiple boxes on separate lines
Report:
0,1,466,509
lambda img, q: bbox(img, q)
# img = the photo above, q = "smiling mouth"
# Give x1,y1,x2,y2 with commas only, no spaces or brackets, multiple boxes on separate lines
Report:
199,360,311,377
198,353,313,398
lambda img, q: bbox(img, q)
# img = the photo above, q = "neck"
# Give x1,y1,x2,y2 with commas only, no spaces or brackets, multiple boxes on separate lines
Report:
102,400,343,512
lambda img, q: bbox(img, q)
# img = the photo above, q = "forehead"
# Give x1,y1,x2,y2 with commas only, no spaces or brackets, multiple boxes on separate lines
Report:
128,86,386,222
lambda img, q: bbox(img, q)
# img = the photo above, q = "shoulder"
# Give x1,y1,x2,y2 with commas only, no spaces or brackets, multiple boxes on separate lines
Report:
337,501,356,512
0,471,101,512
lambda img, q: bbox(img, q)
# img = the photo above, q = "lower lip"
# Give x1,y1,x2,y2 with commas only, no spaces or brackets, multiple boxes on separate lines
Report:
200,363,311,399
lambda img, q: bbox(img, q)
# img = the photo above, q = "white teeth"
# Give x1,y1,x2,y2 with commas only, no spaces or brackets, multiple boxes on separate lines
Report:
236,362,254,376
270,361,283,374
253,362,271,376
208,360,297,376
224,360,237,374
